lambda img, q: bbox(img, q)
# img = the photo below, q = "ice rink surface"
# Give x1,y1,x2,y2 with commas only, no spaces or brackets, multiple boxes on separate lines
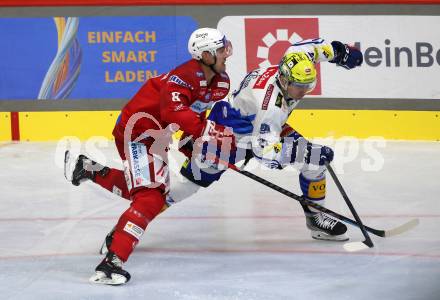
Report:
0,140,439,300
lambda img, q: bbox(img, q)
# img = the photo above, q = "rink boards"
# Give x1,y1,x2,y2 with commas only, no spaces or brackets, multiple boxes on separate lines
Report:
0,109,439,141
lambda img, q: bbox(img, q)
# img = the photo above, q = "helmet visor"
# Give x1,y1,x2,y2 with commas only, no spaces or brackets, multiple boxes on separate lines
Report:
216,36,233,58
288,79,316,93
224,39,233,57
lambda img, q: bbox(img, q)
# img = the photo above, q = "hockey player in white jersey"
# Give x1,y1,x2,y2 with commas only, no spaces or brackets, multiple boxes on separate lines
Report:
225,38,362,240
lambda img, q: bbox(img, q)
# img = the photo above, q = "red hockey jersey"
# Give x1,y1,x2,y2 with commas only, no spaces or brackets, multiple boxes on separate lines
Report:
118,59,230,140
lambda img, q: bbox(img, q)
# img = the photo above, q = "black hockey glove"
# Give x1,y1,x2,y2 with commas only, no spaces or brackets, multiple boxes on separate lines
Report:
330,41,363,69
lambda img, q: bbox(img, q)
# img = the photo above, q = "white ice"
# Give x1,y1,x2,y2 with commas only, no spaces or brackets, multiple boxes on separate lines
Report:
0,140,439,300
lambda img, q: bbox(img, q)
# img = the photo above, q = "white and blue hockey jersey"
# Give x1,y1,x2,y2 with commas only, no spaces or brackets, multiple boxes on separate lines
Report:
230,38,336,167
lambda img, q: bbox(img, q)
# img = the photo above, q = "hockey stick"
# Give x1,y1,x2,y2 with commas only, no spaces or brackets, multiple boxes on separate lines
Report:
324,161,373,251
206,153,418,240
64,150,72,181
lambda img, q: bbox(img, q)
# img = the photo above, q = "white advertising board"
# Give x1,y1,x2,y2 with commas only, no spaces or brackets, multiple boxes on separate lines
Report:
218,16,440,99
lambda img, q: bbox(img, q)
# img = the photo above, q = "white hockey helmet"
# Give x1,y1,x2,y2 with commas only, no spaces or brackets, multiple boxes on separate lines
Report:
188,28,232,60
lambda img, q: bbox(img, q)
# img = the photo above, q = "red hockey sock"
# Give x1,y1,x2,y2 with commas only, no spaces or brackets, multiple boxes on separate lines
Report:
94,168,130,200
110,188,165,261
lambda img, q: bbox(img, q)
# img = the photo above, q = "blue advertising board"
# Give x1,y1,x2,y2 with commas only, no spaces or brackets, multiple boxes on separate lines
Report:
0,16,197,100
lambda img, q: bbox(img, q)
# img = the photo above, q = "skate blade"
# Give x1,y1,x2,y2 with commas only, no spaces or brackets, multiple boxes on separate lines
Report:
89,271,128,285
311,231,349,242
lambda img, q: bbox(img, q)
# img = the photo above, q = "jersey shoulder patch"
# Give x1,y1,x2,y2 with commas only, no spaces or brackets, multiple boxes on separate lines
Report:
253,67,278,89
169,59,204,90
168,75,193,89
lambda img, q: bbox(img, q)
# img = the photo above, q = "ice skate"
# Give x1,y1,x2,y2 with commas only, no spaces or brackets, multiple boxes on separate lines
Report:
89,251,130,285
64,150,109,186
306,211,348,241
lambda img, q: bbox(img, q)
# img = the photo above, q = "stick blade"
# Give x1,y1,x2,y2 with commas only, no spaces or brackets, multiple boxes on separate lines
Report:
64,150,72,181
343,241,371,252
384,218,419,237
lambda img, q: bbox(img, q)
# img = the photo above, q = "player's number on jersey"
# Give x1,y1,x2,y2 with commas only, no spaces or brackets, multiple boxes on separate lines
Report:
171,92,181,102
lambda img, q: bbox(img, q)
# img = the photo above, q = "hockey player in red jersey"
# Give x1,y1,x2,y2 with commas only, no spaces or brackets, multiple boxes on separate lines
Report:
71,27,242,285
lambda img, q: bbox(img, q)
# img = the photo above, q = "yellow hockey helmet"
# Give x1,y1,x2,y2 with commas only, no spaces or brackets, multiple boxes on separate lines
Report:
279,52,317,91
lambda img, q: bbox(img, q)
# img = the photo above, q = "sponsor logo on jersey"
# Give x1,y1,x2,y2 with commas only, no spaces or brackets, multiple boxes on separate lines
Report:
124,221,144,240
261,84,274,110
196,33,208,38
190,100,213,114
253,67,278,89
129,142,151,188
213,90,227,98
174,103,184,111
232,70,259,97
168,75,192,89
200,80,207,87
196,71,204,77
131,143,139,160
244,18,321,95
308,178,326,200
260,123,271,134
217,82,229,89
